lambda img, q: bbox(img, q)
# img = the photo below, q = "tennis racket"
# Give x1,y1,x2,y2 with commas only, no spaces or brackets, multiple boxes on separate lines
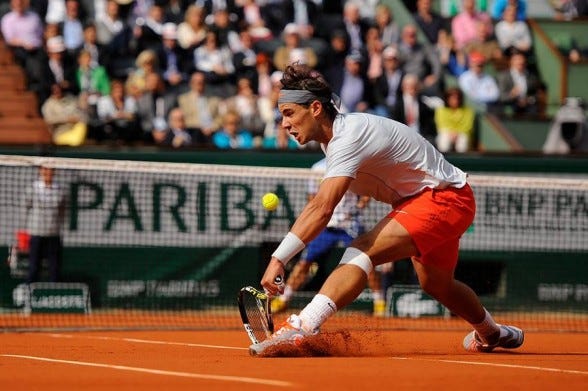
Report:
237,286,274,344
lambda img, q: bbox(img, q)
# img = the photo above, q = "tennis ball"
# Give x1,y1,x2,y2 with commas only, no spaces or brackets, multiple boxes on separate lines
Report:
262,193,279,211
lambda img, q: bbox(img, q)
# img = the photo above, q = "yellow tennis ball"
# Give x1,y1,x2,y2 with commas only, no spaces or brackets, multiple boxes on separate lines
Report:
262,193,279,211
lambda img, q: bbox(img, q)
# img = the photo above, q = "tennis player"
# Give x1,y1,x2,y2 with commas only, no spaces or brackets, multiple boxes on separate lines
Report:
251,63,524,355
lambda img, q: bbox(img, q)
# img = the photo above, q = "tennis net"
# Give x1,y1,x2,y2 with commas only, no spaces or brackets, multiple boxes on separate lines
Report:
0,155,586,332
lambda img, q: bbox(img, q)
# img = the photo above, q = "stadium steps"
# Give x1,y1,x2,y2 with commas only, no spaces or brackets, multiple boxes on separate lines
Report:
0,40,50,146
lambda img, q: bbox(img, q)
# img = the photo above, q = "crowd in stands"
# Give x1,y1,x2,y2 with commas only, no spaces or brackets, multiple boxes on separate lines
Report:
0,0,584,152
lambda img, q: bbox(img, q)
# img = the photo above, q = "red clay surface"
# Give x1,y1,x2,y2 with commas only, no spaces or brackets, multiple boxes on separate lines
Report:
1,327,587,390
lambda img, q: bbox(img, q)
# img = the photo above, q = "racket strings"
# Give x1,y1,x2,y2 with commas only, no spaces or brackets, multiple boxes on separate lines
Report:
242,295,271,342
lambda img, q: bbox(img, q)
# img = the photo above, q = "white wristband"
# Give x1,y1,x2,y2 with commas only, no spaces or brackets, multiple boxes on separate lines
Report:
272,232,305,265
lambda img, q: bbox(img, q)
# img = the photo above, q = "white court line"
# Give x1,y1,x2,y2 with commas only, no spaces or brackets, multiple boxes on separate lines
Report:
45,333,248,351
1,354,292,387
391,357,588,376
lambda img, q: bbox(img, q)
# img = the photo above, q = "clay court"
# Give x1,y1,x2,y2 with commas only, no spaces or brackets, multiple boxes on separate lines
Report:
1,313,587,391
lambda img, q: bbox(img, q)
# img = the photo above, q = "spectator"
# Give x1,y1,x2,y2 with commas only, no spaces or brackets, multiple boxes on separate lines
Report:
212,110,255,149
341,0,369,52
413,0,446,44
451,0,493,50
364,25,384,82
371,45,405,118
162,0,184,25
1,0,45,85
321,29,349,93
38,35,77,105
206,7,240,51
272,23,318,72
494,5,532,56
75,49,111,135
134,3,165,53
136,72,177,142
24,165,67,283
458,51,500,108
447,0,488,16
45,0,67,24
41,83,88,146
222,76,273,146
491,0,527,21
397,24,443,97
252,52,274,99
156,22,190,95
260,0,319,40
62,0,84,54
96,79,138,143
125,49,159,96
176,4,207,52
95,0,125,46
177,71,223,145
240,0,272,41
335,50,371,113
232,28,259,83
193,29,236,98
436,29,468,77
496,51,545,116
392,73,437,145
153,107,193,148
374,3,400,47
435,87,476,153
463,20,504,70
76,23,104,70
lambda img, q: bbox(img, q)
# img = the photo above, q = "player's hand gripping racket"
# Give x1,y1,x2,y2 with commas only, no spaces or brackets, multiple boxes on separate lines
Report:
237,276,284,344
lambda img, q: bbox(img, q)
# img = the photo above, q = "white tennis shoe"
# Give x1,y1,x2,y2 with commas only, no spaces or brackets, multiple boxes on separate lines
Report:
463,325,524,352
249,314,316,356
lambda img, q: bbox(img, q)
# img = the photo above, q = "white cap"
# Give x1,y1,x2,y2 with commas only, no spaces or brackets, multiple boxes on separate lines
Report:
162,23,177,40
284,23,299,35
47,36,65,53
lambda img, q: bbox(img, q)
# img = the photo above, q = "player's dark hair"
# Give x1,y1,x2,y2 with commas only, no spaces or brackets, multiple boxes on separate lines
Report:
280,63,338,120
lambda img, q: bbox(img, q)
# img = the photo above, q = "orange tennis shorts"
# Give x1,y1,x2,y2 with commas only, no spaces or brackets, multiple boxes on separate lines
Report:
388,183,476,271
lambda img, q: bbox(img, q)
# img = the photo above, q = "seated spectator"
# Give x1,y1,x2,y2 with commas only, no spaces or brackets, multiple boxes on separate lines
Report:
321,29,350,92
371,45,404,118
392,73,437,145
1,0,44,73
176,4,207,52
206,7,241,52
495,5,532,56
374,3,400,47
252,52,274,99
364,25,385,82
156,22,190,95
446,0,488,16
232,28,259,83
492,0,527,21
212,110,255,149
397,24,443,97
458,51,500,108
125,49,159,96
240,0,272,41
341,0,370,52
153,107,193,148
436,29,468,77
62,0,84,54
177,71,223,145
222,76,273,146
463,20,505,71
335,51,372,113
434,87,476,153
38,35,78,105
75,49,111,136
77,23,105,70
413,0,446,44
193,30,236,98
496,51,545,116
136,72,177,143
134,3,165,53
163,0,184,25
272,23,318,72
451,0,492,51
554,0,588,20
41,83,87,146
96,79,138,143
96,0,125,47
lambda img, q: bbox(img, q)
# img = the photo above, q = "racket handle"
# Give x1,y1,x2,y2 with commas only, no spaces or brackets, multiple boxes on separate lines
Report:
274,275,285,291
